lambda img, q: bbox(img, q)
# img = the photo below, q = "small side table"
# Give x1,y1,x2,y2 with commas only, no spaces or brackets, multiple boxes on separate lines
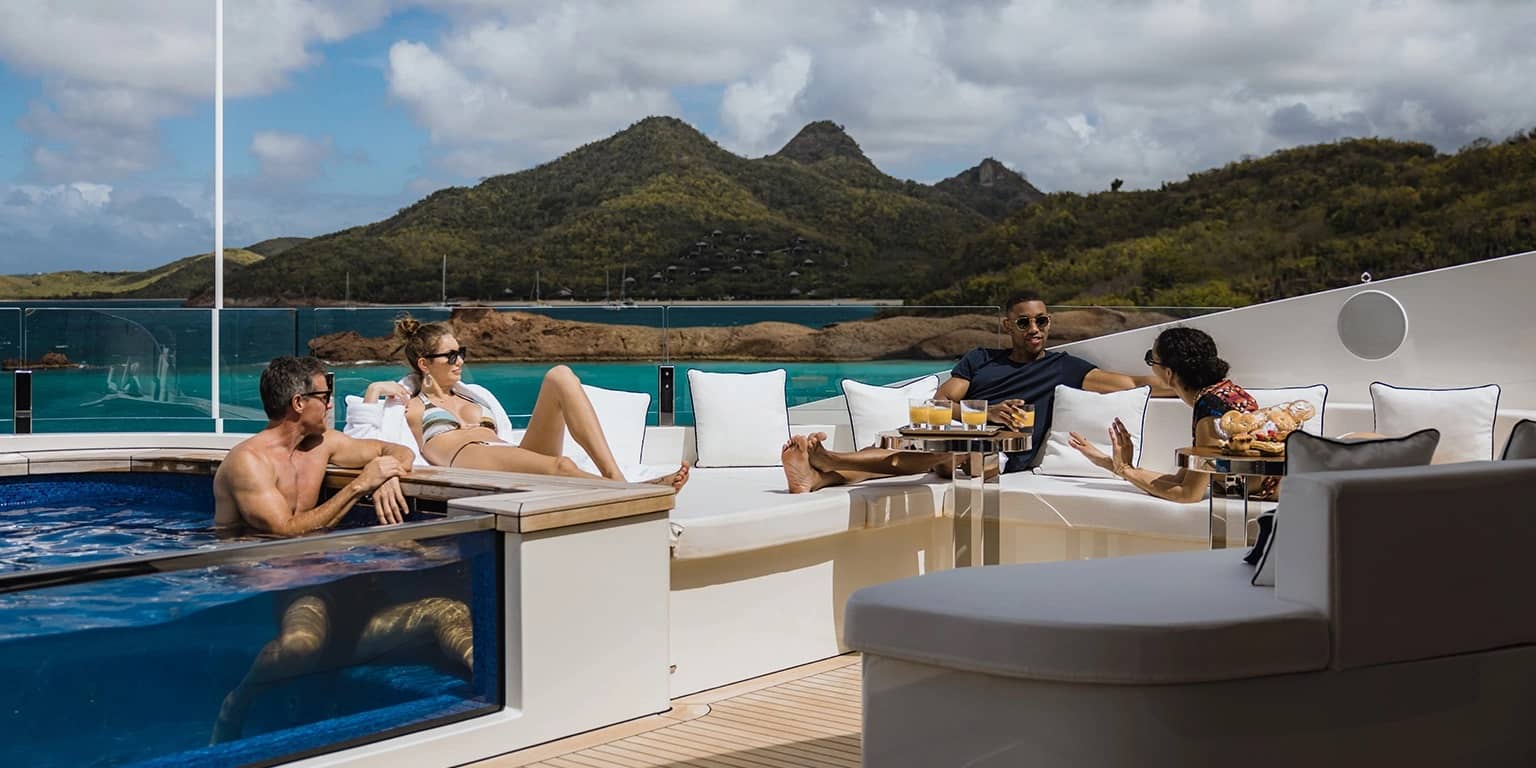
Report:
878,430,1032,567
1175,447,1287,549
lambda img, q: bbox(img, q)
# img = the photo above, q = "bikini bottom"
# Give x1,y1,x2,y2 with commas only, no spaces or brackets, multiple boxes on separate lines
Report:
449,440,496,467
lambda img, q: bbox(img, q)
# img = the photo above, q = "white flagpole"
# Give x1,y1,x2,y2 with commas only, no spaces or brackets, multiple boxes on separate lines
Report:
211,0,224,432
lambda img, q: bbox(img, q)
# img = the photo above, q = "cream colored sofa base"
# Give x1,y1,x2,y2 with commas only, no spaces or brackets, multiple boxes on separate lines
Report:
862,648,1536,768
669,517,944,697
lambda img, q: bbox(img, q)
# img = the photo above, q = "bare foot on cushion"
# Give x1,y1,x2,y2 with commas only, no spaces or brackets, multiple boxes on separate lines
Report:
782,435,830,494
802,432,833,471
645,462,690,492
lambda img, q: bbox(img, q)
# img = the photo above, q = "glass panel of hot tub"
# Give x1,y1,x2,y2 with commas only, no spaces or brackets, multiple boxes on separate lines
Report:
0,472,502,768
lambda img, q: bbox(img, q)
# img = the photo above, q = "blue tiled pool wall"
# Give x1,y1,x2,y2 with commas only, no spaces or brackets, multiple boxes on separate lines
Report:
0,469,503,768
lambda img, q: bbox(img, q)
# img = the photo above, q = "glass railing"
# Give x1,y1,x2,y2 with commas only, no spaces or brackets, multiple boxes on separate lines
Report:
0,302,1233,432
0,309,19,433
0,474,501,768
660,305,1002,424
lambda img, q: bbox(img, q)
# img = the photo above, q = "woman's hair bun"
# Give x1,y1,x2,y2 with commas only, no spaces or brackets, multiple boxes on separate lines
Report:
394,315,421,340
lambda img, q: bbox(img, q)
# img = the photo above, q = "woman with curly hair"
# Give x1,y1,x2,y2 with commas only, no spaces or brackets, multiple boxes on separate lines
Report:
1068,326,1262,503
364,316,688,491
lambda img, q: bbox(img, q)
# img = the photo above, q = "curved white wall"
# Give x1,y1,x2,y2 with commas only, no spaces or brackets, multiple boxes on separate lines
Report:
1056,250,1536,409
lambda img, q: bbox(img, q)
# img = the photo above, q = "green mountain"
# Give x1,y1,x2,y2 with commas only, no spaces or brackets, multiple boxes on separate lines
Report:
0,249,263,300
921,133,1536,308
934,158,1045,221
211,117,998,303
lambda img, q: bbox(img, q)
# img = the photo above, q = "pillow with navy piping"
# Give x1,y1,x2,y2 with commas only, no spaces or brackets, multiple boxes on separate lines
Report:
1033,385,1151,480
1370,382,1499,463
1500,418,1536,461
842,375,941,450
687,368,790,467
1248,427,1441,586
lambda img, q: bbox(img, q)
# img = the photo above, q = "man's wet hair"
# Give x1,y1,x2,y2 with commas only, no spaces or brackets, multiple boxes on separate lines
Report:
260,355,326,419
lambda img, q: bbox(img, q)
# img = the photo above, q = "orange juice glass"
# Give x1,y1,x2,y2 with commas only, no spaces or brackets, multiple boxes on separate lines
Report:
1015,403,1036,429
908,399,928,428
960,400,988,429
928,399,953,428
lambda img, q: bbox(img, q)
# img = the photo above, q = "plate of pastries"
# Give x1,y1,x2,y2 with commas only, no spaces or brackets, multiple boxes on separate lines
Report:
1218,400,1316,456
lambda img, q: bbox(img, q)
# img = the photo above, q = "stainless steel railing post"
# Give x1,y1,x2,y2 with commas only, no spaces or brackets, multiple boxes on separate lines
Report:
657,365,675,427
13,369,32,434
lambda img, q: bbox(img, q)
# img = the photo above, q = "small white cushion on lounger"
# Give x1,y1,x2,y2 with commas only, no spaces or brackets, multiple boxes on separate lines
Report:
688,369,790,467
563,384,650,468
1371,382,1500,463
1034,385,1151,479
842,375,941,449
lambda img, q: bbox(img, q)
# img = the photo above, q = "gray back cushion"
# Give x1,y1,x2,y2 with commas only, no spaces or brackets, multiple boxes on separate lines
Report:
1501,419,1536,460
1285,428,1441,475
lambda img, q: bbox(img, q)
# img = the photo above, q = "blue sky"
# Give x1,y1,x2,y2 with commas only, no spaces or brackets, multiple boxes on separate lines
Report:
1,1,1534,274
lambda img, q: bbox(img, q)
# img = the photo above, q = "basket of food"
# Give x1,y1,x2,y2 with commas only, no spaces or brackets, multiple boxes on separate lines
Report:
1217,400,1316,456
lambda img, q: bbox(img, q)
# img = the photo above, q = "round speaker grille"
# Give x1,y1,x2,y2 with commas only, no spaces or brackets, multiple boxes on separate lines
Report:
1337,290,1408,360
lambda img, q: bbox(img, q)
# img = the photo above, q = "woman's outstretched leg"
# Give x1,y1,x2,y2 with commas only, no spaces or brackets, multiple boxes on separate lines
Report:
519,365,623,478
517,365,689,490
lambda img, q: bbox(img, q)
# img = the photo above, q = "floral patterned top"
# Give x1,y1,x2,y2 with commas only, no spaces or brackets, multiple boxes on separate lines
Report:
1192,379,1258,439
1191,379,1277,499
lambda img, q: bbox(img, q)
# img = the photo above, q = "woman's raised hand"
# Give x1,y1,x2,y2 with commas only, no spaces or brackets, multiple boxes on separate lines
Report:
1108,418,1136,473
364,381,412,403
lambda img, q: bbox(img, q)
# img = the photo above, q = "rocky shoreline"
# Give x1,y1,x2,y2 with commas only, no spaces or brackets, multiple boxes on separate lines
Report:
309,306,1176,364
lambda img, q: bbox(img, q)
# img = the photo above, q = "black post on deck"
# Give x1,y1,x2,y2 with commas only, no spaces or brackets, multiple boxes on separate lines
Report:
325,371,337,429
658,365,675,427
13,369,32,434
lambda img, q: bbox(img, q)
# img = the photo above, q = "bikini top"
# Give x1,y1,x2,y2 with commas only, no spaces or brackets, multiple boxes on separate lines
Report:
419,392,497,443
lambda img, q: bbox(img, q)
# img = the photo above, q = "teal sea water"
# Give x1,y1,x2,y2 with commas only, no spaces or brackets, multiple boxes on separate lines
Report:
0,302,959,432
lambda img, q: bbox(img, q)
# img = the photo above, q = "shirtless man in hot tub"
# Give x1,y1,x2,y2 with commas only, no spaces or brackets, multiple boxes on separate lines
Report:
214,355,414,535
210,356,470,744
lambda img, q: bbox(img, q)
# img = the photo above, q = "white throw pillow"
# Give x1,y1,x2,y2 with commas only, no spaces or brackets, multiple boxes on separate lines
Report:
1246,384,1329,435
1034,385,1151,479
563,384,651,468
688,369,790,467
1371,382,1500,463
842,375,941,449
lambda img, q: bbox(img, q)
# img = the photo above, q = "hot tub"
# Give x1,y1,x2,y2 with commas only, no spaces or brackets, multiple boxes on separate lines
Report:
0,470,502,768
0,434,677,768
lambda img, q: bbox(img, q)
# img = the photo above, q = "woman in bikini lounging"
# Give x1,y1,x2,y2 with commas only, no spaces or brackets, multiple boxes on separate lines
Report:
364,317,687,491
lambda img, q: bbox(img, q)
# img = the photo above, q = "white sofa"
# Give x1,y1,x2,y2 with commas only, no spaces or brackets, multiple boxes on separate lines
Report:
845,459,1536,767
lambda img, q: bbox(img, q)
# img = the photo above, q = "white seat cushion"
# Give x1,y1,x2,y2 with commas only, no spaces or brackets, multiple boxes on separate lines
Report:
993,472,1208,541
844,549,1330,684
842,375,940,449
1371,382,1500,463
1034,385,1151,478
669,468,943,559
688,369,790,467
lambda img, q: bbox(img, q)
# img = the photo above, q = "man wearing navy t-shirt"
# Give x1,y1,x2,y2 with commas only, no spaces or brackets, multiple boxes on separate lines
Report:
783,292,1169,492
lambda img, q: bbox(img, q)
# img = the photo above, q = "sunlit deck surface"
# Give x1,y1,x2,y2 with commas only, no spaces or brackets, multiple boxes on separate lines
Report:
474,655,862,767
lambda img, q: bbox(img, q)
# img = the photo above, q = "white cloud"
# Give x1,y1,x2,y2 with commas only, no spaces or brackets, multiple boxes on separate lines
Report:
249,131,337,182
721,48,813,155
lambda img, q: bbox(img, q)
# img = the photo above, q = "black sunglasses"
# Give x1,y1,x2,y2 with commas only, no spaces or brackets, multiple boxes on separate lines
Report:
1144,349,1162,367
1008,314,1051,331
300,389,333,405
423,346,469,364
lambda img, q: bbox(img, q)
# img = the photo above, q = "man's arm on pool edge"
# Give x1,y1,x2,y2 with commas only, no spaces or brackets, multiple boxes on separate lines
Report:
325,432,414,525
221,450,380,536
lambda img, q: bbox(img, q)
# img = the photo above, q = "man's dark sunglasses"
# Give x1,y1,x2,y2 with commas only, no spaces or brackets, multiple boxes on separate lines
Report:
1008,314,1051,331
300,389,333,405
423,346,469,364
1144,349,1162,367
